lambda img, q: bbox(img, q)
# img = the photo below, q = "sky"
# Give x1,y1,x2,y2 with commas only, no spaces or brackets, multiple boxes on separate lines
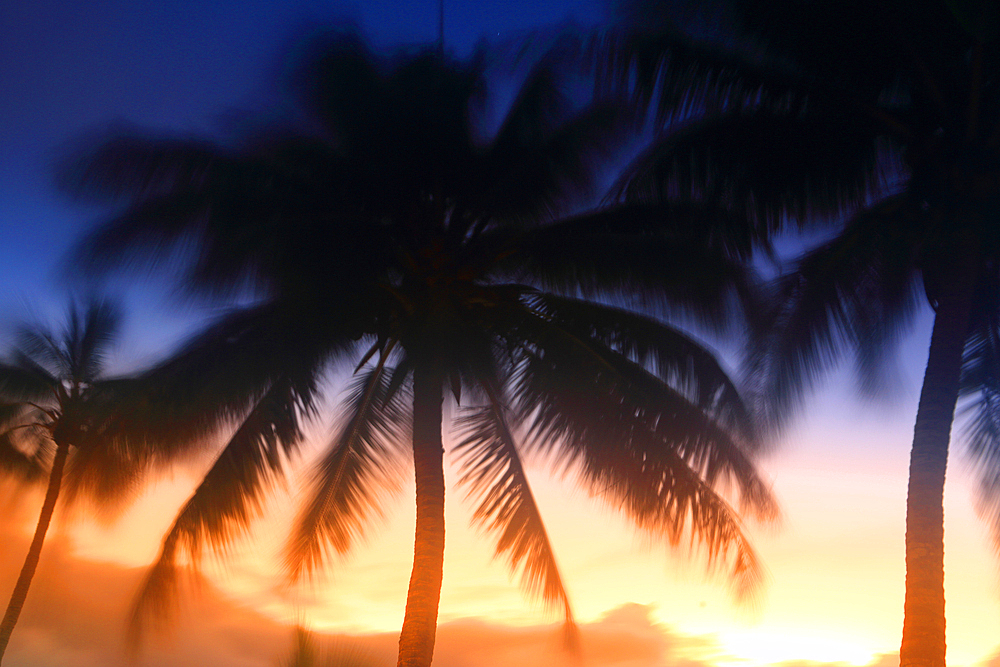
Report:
1,1,999,667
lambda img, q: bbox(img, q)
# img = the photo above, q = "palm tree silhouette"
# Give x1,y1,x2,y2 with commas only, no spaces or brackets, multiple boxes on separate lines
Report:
0,300,151,663
62,32,777,667
589,1,1000,664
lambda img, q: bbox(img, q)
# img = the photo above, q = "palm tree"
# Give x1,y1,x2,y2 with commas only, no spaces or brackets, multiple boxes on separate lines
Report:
586,1,1000,665
0,300,151,663
61,32,777,667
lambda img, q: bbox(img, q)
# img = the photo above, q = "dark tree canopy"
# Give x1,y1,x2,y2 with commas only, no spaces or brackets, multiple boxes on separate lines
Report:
586,1,1000,665
60,30,777,667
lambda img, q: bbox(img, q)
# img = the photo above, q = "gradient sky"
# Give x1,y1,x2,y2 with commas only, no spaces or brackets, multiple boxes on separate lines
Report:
1,1,999,666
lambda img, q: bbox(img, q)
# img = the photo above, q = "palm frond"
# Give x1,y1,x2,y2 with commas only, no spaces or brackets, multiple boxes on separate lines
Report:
92,151,393,303
69,299,122,382
0,403,46,481
128,375,311,642
286,362,409,580
526,292,756,443
63,132,376,299
454,392,575,626
614,110,894,229
69,190,213,277
746,195,923,430
477,59,620,224
959,309,1000,556
481,103,620,226
490,57,573,156
509,315,776,599
125,533,185,651
61,375,183,517
68,156,324,298
581,21,808,122
57,131,225,204
61,434,148,518
95,300,347,462
503,207,762,332
0,431,44,482
518,327,774,513
590,429,769,603
0,359,57,403
976,466,1000,557
14,327,70,381
162,376,311,555
7,298,122,388
524,359,772,598
0,402,29,433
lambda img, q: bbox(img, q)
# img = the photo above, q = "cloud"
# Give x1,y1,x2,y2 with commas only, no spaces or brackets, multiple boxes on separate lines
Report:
867,654,902,667
303,614,912,667
0,482,723,667
0,483,293,667
980,648,1000,667
1,528,289,667
0,526,723,667
0,522,919,667
0,492,961,667
299,604,726,667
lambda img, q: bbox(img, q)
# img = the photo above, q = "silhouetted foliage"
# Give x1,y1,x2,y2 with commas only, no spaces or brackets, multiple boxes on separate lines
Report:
61,30,776,667
0,299,157,663
583,1,1000,665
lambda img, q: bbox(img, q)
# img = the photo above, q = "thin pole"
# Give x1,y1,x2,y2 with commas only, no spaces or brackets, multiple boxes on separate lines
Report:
438,0,444,54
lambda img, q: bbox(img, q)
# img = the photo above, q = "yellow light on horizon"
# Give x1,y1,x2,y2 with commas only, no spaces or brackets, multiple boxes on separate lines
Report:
718,628,881,666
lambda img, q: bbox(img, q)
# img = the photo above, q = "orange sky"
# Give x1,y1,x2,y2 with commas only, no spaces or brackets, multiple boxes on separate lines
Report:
3,316,1000,667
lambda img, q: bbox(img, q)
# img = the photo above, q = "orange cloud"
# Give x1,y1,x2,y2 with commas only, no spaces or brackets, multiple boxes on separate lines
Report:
0,490,286,667
284,604,724,667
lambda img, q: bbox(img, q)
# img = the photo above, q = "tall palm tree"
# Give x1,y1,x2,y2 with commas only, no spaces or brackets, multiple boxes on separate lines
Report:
61,32,777,667
587,1,1000,665
0,300,150,663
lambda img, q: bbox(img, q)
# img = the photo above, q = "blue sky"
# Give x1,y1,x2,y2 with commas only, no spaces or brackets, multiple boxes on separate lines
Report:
0,0,606,344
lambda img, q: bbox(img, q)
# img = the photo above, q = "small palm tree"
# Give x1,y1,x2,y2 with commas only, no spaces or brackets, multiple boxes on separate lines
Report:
61,32,777,667
0,300,148,662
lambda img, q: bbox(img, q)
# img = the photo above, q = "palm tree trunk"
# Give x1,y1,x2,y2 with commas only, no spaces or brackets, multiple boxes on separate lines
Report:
899,248,979,667
0,441,69,663
397,364,445,667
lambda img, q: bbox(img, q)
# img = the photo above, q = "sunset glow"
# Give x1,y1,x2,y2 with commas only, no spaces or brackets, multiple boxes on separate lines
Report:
45,336,1000,667
3,375,999,667
4,0,1000,666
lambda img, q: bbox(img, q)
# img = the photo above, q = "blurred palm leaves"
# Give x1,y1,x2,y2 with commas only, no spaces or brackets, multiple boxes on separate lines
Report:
0,299,162,661
579,0,1000,663
61,29,777,665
